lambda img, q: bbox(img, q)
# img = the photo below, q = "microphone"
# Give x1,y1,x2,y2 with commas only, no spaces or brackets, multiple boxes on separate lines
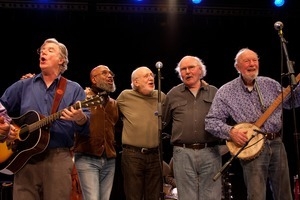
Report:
274,21,283,30
155,61,163,69
274,21,283,36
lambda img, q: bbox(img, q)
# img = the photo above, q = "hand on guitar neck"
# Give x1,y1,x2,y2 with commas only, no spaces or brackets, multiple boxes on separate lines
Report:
60,105,87,125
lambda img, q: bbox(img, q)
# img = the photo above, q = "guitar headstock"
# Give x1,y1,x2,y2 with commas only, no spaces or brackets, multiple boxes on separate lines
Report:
81,94,105,108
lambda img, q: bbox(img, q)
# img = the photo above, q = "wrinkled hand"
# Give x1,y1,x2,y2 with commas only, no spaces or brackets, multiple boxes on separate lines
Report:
0,117,18,142
7,125,18,142
229,127,249,147
0,116,10,139
60,105,87,125
21,73,35,80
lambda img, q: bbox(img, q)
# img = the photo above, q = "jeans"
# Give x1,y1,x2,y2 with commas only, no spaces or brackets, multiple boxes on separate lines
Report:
241,137,293,200
74,153,116,200
173,145,222,200
121,148,162,200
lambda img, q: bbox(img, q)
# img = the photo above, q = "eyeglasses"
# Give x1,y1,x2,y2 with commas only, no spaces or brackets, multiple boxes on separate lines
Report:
93,70,115,78
142,73,156,79
180,65,197,72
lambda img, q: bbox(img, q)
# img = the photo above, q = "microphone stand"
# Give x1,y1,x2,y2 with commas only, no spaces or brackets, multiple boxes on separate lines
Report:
156,62,165,200
213,131,260,181
277,28,300,198
278,29,297,87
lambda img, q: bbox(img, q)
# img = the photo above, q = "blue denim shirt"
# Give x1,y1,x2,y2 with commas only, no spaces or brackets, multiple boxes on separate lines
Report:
0,73,90,148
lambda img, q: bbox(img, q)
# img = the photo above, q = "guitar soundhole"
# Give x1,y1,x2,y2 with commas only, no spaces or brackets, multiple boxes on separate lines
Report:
19,129,29,141
12,111,41,151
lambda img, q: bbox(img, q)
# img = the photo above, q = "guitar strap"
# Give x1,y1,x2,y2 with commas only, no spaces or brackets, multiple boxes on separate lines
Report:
254,81,267,112
51,76,67,114
50,76,83,199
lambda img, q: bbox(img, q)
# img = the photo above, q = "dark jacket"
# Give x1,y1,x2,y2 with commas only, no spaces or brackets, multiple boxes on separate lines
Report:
74,88,119,158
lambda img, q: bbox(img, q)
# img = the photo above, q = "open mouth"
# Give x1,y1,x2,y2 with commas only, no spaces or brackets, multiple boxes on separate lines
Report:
185,76,192,80
247,68,256,72
107,79,114,84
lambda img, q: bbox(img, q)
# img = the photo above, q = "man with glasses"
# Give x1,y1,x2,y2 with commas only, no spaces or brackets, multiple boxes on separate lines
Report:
117,66,166,200
73,65,119,200
162,55,222,200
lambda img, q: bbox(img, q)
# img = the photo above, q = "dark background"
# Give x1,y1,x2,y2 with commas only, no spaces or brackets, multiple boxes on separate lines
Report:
0,0,300,199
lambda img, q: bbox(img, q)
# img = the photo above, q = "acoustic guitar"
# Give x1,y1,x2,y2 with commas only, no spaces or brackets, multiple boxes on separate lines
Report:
226,73,300,160
0,95,103,175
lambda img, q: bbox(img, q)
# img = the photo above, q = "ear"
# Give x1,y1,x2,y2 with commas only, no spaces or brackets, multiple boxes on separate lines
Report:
58,57,64,65
91,77,97,84
133,79,139,87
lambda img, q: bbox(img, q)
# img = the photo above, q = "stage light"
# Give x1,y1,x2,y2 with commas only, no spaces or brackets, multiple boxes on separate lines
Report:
192,0,202,4
274,0,285,7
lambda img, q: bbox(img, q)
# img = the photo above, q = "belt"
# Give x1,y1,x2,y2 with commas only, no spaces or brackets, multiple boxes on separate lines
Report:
29,147,70,163
265,132,280,140
47,147,70,152
122,144,159,154
173,142,218,150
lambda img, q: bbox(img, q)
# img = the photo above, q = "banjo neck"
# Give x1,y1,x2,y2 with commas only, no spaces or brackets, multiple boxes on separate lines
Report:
255,73,300,128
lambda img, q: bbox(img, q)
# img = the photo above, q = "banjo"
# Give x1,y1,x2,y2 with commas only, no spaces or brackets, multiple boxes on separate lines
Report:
226,73,300,160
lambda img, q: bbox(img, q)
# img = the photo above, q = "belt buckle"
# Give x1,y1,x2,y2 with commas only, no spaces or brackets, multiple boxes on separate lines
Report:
141,148,149,154
190,143,202,150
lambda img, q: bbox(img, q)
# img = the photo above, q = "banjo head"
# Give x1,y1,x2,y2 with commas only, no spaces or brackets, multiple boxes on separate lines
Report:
226,123,265,160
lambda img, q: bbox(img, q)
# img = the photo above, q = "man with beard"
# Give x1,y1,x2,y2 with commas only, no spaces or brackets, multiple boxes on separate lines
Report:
205,48,300,200
73,65,119,200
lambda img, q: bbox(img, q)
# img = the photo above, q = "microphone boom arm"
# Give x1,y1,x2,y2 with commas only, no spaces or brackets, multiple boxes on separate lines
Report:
277,26,297,87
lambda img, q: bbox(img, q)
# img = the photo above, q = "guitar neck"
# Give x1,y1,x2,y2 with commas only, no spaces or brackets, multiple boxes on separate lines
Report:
25,102,83,134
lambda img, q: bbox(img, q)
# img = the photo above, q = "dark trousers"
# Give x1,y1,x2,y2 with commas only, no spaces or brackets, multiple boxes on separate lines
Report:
121,148,162,200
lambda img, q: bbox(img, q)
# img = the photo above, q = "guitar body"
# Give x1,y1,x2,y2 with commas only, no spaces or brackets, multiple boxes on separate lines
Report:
226,123,265,160
0,110,50,175
0,94,104,175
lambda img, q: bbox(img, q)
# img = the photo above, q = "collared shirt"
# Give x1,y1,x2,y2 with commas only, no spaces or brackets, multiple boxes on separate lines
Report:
0,73,90,148
117,89,166,148
162,82,219,144
0,103,11,123
205,75,300,140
